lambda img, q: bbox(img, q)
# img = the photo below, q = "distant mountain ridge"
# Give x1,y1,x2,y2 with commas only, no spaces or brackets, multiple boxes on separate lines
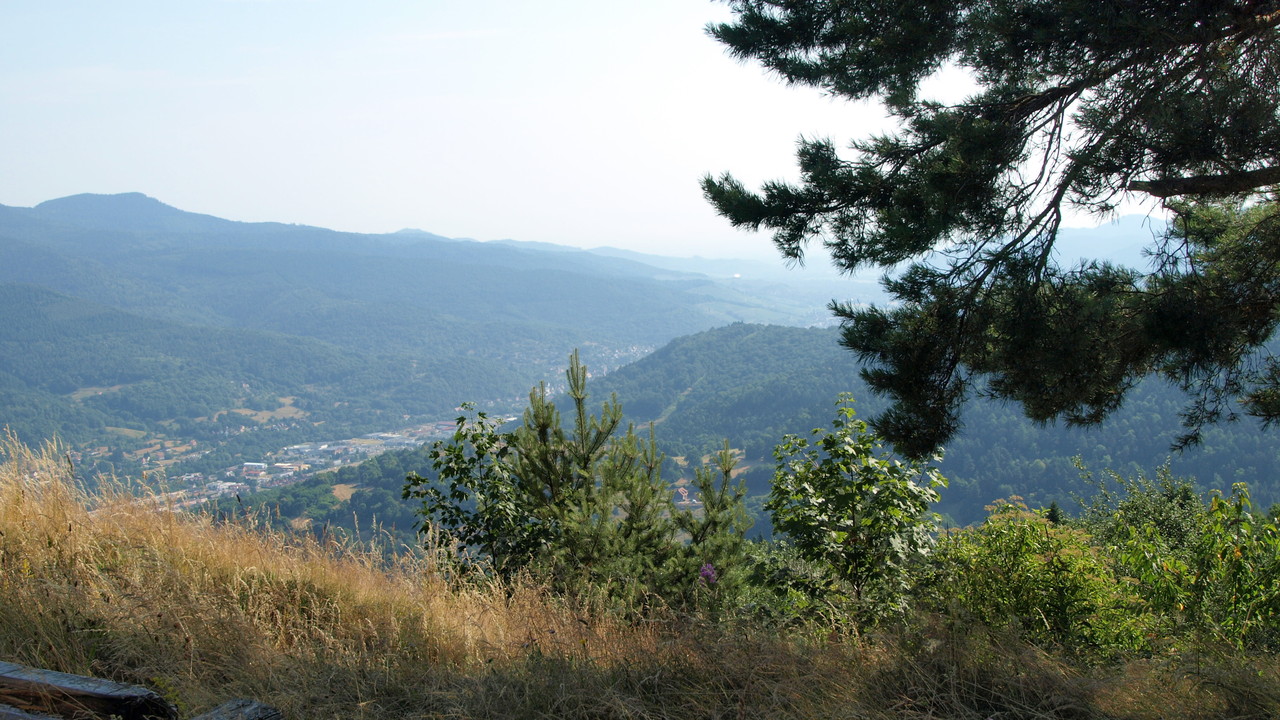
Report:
0,192,845,469
33,192,232,232
0,193,1183,485
0,192,829,347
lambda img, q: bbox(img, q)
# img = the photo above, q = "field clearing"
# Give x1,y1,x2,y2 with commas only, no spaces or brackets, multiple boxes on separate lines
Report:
229,396,307,423
70,385,127,401
103,426,147,439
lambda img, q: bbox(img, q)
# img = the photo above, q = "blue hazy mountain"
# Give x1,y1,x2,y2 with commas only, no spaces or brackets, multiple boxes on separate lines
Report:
0,193,833,355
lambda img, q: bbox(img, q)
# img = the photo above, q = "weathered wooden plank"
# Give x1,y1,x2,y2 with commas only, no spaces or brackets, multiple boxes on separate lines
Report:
0,661,177,720
0,702,64,720
189,699,283,720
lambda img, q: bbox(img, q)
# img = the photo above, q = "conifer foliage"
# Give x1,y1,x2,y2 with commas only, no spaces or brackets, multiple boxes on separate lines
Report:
703,0,1280,456
404,351,749,604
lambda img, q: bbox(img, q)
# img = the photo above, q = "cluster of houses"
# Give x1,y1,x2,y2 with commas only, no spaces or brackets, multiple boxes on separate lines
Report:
98,418,482,511
185,425,459,502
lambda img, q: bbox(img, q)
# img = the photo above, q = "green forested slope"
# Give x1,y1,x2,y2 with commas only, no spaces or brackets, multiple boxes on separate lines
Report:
590,324,1279,525
0,284,532,468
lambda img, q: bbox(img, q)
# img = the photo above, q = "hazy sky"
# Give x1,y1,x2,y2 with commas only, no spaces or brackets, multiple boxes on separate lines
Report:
0,1,1133,259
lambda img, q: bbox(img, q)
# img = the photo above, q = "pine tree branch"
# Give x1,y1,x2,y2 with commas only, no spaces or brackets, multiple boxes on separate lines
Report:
1128,166,1280,198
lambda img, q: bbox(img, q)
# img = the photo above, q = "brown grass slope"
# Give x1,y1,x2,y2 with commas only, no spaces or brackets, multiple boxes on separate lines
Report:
0,434,1275,719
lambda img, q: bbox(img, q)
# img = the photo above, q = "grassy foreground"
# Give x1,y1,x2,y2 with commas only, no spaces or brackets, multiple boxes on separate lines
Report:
0,436,1276,719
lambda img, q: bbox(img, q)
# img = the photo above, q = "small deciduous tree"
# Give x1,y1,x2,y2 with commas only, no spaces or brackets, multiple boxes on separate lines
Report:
402,404,535,575
767,394,946,617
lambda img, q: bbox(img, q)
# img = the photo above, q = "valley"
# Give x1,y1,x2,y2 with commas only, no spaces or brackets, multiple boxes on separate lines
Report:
0,192,850,481
3,194,1277,535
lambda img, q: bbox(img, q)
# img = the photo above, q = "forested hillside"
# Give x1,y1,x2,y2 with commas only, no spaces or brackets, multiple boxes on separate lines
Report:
0,193,847,470
0,283,532,473
592,324,1280,525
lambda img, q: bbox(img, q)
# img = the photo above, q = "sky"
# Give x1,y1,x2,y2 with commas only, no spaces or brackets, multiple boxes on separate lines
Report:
0,1,1141,260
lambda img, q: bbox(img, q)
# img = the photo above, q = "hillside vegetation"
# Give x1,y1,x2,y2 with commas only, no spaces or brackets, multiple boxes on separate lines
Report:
0,284,528,445
6,431,1280,718
590,324,1280,525
257,324,1280,543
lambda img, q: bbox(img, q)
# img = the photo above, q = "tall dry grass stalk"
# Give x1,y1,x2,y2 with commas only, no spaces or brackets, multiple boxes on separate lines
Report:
2,434,1276,719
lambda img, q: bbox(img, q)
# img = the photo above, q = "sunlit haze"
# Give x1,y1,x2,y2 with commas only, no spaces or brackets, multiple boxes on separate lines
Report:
0,1,1152,259
0,1,873,259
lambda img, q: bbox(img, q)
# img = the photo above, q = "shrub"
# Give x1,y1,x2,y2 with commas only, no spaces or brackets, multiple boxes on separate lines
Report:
925,498,1150,653
1115,483,1280,649
766,394,946,622
1074,463,1280,649
1074,462,1207,561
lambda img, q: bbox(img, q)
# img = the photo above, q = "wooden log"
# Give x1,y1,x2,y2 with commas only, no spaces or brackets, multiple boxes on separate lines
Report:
189,699,283,720
0,662,177,720
0,703,64,720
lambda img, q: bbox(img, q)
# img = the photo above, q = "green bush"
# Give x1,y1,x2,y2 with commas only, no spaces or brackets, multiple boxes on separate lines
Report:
737,539,859,630
766,394,946,622
403,351,750,607
1074,462,1208,561
1073,464,1280,649
1115,483,1280,649
924,498,1151,653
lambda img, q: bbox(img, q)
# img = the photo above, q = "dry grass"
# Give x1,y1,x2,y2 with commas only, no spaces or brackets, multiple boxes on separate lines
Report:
0,435,843,718
1,434,1277,719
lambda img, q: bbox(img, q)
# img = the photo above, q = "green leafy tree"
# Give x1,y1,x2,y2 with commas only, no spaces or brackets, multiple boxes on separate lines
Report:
404,351,749,603
767,394,946,617
703,0,1280,456
402,405,535,573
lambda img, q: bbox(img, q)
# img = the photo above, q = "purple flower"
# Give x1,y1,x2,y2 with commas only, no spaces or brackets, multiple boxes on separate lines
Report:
699,562,718,585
